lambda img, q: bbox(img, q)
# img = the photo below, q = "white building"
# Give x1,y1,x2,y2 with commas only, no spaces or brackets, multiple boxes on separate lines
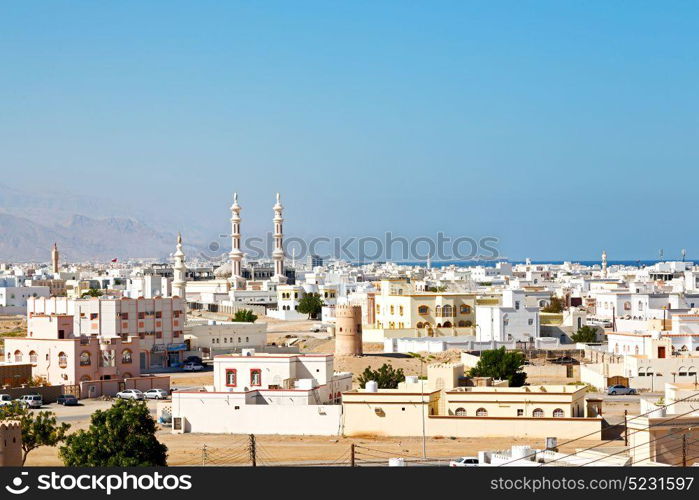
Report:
0,285,50,314
475,290,540,343
171,351,352,435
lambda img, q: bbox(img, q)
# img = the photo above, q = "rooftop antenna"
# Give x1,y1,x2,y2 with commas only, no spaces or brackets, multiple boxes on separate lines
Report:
681,248,687,262
659,248,664,261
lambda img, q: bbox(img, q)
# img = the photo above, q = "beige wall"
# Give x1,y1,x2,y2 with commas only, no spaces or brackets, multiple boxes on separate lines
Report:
342,394,600,439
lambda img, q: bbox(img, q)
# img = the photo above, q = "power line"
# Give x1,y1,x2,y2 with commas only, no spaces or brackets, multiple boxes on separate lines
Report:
497,388,699,466
546,405,699,466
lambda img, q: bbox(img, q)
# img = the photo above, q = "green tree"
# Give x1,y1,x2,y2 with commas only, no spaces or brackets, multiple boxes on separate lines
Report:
428,286,447,292
541,295,564,313
571,325,598,343
297,293,324,319
232,309,257,323
80,288,103,298
357,363,406,389
59,399,167,466
0,402,70,465
469,347,527,387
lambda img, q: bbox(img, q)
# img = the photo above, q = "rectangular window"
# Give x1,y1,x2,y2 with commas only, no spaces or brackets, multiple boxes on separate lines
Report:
250,369,262,386
517,409,524,416
90,313,99,320
155,311,162,319
121,313,129,320
225,369,237,387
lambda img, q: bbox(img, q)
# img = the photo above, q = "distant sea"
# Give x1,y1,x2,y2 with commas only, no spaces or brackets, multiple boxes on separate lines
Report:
363,260,696,268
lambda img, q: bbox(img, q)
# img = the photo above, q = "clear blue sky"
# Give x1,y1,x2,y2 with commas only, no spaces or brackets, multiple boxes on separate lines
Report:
1,1,697,260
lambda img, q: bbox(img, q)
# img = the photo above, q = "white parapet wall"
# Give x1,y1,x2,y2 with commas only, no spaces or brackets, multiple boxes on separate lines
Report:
171,392,343,435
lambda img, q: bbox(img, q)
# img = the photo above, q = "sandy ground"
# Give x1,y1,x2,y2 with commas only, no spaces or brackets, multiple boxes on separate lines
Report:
26,422,607,467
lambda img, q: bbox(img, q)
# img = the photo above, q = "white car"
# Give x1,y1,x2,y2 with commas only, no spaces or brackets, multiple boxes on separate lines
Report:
115,389,145,400
182,362,204,371
17,394,43,409
0,394,12,407
449,456,479,467
144,388,168,400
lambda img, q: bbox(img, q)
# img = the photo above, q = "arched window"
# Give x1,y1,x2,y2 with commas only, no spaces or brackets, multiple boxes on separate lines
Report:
634,345,639,355
532,408,544,418
460,304,471,314
80,374,91,382
553,408,564,418
416,322,424,329
399,306,404,316
13,350,22,363
442,321,452,328
58,352,68,369
418,306,429,315
435,305,442,317
455,408,466,416
624,301,631,311
122,349,133,364
638,301,644,311
442,305,453,317
29,351,37,363
122,372,133,379
390,305,394,315
476,408,488,417
458,321,467,327
79,352,91,366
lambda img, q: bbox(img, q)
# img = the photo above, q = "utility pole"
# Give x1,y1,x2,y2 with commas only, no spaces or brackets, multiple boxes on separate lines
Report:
623,410,628,446
249,434,257,467
350,443,356,467
201,444,208,466
683,434,688,467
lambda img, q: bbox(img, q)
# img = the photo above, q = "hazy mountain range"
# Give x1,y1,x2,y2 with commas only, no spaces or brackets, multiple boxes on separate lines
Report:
0,183,207,262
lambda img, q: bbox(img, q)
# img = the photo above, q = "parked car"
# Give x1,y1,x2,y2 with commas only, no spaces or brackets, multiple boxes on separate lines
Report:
17,394,43,409
183,362,204,371
115,389,145,400
184,355,203,365
0,394,13,407
449,456,479,467
144,388,168,400
607,385,636,395
57,394,79,406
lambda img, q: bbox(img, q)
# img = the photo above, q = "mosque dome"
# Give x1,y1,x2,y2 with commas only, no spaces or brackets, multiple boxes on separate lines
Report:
214,262,232,279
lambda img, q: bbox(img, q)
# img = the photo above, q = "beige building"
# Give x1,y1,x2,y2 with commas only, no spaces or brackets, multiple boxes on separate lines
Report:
367,280,476,340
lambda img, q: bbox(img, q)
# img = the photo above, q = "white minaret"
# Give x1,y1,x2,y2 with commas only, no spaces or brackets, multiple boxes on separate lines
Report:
601,249,608,278
173,233,187,298
229,193,246,289
272,192,287,283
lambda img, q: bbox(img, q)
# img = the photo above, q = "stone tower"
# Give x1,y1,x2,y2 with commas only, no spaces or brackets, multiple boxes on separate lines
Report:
335,304,363,356
0,420,22,466
51,242,59,274
172,233,187,298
